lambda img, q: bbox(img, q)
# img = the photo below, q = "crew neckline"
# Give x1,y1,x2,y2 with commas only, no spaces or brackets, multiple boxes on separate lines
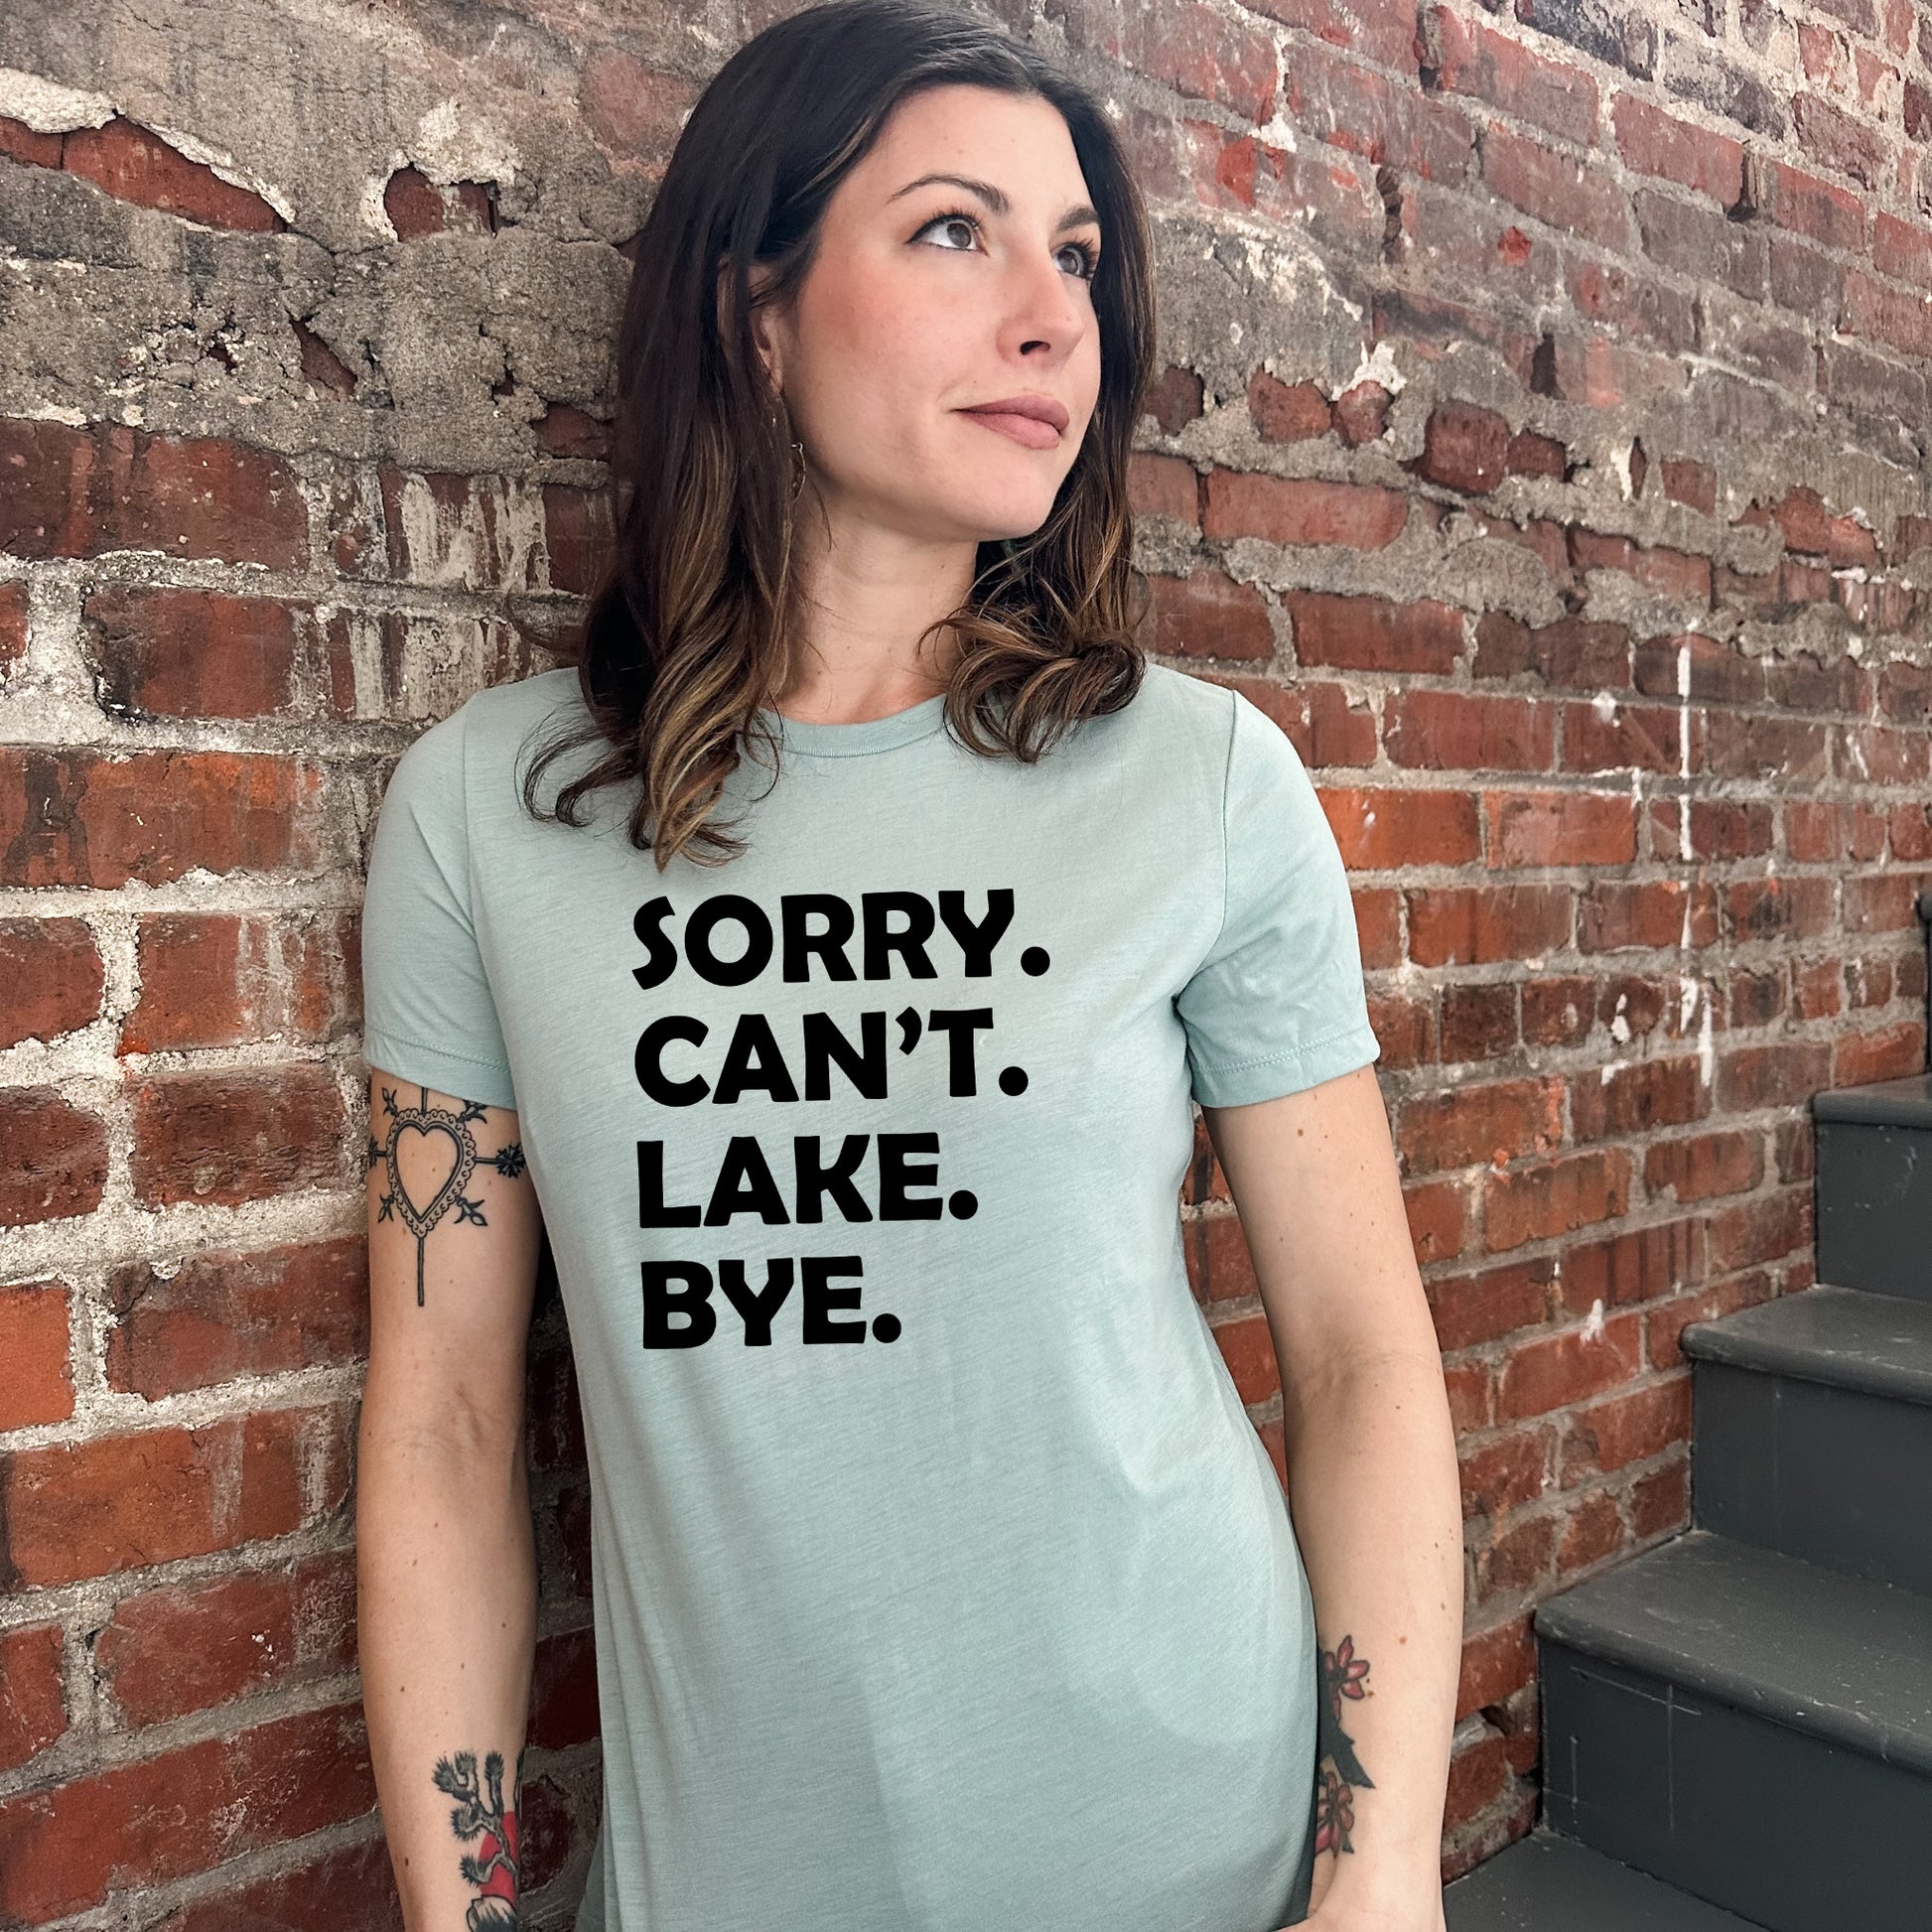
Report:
753,692,950,757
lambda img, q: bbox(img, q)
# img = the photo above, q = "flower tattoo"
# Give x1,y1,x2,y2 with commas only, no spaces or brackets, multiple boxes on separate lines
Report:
1313,1632,1374,1857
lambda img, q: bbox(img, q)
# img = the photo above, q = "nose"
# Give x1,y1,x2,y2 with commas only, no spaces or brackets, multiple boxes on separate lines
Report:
1000,241,1090,361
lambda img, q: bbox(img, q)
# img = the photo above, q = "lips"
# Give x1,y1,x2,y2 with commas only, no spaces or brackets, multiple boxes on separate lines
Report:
957,393,1070,452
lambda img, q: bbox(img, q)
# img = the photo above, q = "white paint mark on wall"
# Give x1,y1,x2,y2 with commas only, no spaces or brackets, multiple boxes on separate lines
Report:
1581,1297,1605,1341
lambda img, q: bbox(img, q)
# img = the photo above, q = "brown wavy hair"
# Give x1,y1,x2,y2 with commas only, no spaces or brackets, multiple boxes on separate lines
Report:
522,0,1158,869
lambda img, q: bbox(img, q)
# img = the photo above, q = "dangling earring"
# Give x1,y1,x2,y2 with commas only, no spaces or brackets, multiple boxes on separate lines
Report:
788,437,806,501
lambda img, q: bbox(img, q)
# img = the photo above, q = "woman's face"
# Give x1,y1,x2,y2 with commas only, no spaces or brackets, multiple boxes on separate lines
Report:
758,82,1105,547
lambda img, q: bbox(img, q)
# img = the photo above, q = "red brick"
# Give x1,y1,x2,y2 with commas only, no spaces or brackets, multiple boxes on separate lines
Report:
128,1067,346,1209
1562,697,1698,776
1053,0,1280,121
1203,470,1409,549
543,482,615,595
1444,1724,1511,1832
95,1548,357,1725
1407,883,1572,963
1482,127,1630,247
79,587,303,719
1872,212,1932,290
1660,456,1718,512
1707,1186,1811,1273
1247,370,1332,443
1456,1615,1535,1718
1324,786,1484,867
1415,400,1510,493
123,912,358,1053
1561,1375,1692,1479
1428,1257,1558,1349
1150,569,1274,660
1564,1218,1706,1317
1334,380,1392,444
1571,1057,1706,1145
1629,1454,1690,1539
1203,671,1379,767
1402,1077,1565,1174
383,166,495,238
62,118,284,230
151,1836,402,1932
1485,788,1637,867
1759,161,1865,250
1719,1040,1840,1115
0,1283,74,1429
104,1238,368,1400
0,420,307,567
0,917,103,1050
1557,1489,1624,1576
1386,689,1556,770
1580,879,1719,952
1142,365,1205,434
0,1624,66,1774
1459,1425,1554,1516
1444,983,1522,1063
0,1406,350,1588
1433,10,1599,144
0,1088,108,1228
1610,95,1744,204
1127,451,1199,524
1212,1310,1281,1403
1250,0,1422,72
1406,1174,1474,1261
1484,1150,1634,1256
1473,616,1630,689
1790,91,1884,190
1766,484,1879,565
1285,41,1476,181
0,115,64,168
1647,1275,1773,1367
0,1701,374,1922
1645,1128,1769,1197
1506,428,1567,478
1568,529,1710,600
0,749,321,888
1290,592,1462,672
0,578,27,668
1494,1308,1643,1415
1473,1510,1558,1600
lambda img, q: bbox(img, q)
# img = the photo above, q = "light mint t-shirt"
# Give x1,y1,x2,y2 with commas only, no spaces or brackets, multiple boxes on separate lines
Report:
358,659,1381,1932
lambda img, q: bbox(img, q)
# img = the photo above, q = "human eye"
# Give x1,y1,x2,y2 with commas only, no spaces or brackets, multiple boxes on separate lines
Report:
912,207,983,254
1056,236,1100,282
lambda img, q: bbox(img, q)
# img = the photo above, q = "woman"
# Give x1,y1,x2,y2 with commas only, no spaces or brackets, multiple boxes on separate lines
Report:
356,4,1462,1930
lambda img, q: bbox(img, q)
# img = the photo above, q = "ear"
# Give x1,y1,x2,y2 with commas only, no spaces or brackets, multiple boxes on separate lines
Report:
716,255,785,395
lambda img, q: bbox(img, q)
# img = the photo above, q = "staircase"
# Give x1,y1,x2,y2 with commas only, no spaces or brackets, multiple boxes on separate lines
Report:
1443,1059,1932,1930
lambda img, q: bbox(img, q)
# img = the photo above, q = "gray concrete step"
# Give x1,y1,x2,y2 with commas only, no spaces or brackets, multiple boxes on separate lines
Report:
1682,1286,1932,1591
1812,1073,1932,1303
1444,1830,1765,1929
1535,1529,1932,1932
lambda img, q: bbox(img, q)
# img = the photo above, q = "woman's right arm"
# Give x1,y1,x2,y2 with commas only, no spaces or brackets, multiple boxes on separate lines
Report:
358,1066,545,1930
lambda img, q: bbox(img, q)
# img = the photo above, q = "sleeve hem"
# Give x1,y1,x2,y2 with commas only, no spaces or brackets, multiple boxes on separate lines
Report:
1189,1019,1382,1109
361,1028,518,1111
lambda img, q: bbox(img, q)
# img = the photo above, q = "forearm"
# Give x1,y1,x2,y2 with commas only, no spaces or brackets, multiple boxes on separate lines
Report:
1279,1345,1462,1909
357,1419,538,1930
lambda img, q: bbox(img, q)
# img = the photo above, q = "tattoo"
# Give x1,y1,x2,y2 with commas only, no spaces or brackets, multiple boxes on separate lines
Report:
1313,1633,1374,1858
433,1744,526,1929
369,1085,526,1307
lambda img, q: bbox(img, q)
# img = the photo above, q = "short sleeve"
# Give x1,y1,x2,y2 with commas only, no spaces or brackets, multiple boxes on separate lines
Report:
359,705,518,1111
1175,690,1381,1108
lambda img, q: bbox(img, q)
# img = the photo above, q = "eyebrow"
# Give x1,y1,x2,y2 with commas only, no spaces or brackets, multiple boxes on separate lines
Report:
888,172,1102,235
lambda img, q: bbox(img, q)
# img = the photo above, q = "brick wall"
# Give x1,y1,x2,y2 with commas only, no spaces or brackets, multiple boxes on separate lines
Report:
0,0,1926,1919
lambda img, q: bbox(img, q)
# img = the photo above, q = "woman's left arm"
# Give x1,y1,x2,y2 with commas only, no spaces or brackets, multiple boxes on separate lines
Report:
1202,1061,1463,1932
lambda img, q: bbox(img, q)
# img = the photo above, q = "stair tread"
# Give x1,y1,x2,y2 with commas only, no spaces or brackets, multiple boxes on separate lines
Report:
1681,1285,1932,1406
1534,1530,1932,1774
1444,1832,1766,1930
1811,1070,1932,1127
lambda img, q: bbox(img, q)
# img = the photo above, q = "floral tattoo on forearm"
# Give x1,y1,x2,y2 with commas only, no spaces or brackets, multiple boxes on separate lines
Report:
1313,1633,1375,1857
433,1744,526,1928
369,1084,526,1306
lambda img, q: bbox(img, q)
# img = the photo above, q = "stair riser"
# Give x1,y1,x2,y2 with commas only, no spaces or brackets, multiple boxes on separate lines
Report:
1541,1641,1932,1932
1693,1360,1932,1593
1815,1117,1932,1302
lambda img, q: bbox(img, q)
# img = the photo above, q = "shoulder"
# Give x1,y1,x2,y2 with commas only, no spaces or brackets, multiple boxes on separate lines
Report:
394,667,584,785
1081,657,1239,774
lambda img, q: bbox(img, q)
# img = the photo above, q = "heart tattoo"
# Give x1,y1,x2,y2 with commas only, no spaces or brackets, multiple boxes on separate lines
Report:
369,1085,527,1306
